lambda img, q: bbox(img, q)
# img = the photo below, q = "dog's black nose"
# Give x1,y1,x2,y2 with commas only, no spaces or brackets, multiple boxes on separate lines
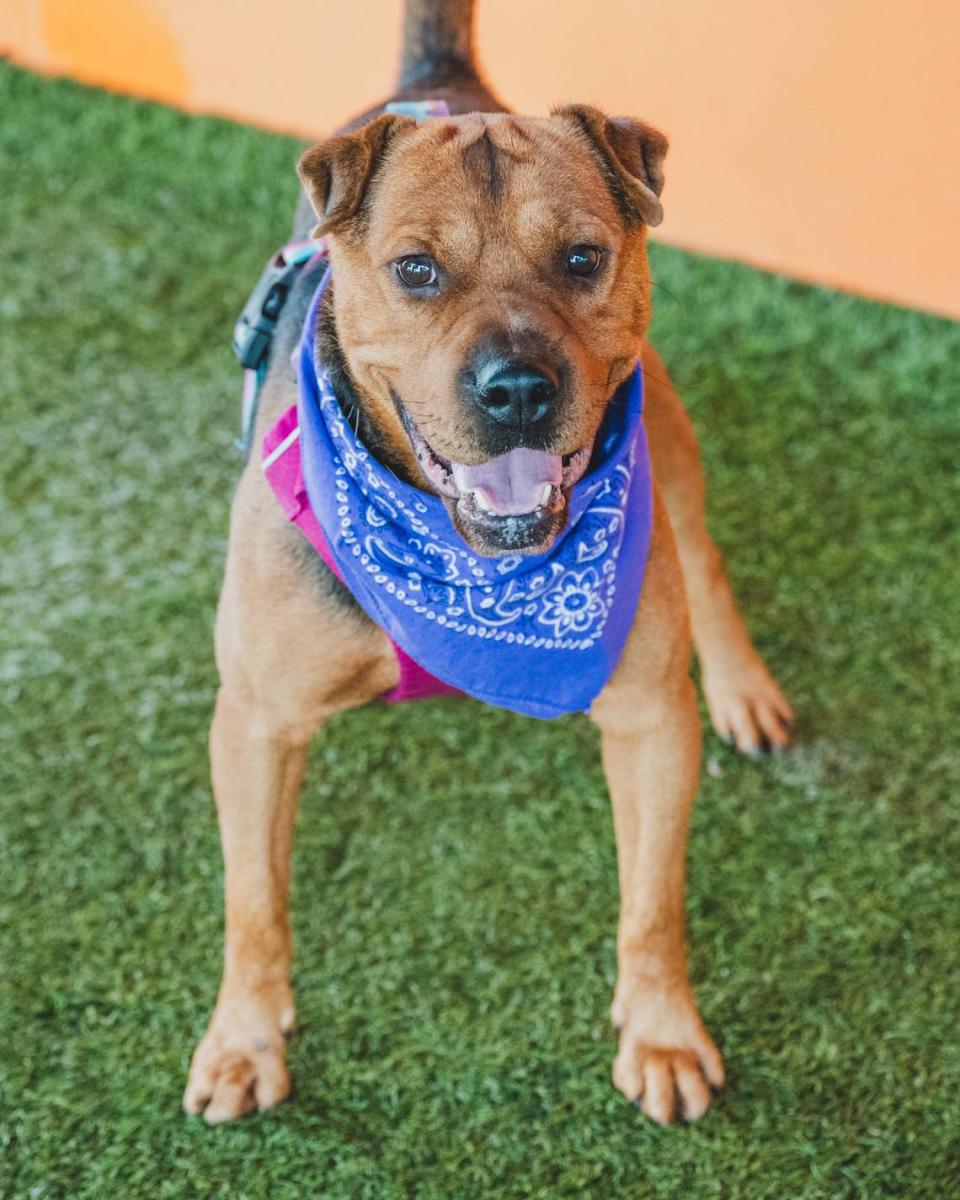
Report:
472,361,559,429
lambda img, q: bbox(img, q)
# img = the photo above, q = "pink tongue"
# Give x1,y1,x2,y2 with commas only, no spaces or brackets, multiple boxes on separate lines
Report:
451,448,563,516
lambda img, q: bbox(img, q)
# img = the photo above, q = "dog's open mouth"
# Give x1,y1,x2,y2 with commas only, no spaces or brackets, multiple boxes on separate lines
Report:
398,403,592,555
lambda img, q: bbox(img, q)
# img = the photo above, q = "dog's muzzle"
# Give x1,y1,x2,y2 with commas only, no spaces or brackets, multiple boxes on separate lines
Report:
397,400,593,554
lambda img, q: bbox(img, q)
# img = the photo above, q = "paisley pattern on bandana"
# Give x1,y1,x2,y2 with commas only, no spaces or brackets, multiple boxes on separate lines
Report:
296,270,654,719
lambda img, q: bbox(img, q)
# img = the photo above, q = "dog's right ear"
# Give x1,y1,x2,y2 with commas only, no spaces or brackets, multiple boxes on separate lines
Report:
298,113,416,238
555,104,669,228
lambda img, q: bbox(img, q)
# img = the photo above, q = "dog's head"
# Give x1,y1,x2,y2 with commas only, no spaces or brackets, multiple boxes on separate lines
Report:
298,106,667,556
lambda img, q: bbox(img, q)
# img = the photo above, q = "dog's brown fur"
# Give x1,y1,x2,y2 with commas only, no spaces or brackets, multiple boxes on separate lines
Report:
183,0,791,1127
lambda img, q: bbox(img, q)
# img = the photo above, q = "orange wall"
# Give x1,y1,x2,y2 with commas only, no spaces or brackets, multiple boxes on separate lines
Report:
4,0,959,318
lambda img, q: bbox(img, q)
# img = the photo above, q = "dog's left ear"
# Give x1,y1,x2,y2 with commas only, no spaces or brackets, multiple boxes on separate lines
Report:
298,113,416,238
555,104,669,227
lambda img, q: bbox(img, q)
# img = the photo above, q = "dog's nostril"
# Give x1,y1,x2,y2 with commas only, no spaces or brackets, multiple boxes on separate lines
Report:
485,385,510,409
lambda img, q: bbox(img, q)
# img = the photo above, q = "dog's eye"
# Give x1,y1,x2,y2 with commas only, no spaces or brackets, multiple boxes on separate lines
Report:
565,245,603,277
396,255,438,289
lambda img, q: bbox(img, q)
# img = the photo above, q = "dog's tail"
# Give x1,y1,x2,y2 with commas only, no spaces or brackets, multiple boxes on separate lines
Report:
398,0,481,89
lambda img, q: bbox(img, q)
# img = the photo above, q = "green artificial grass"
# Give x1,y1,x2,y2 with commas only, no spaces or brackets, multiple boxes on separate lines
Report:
2,61,960,1199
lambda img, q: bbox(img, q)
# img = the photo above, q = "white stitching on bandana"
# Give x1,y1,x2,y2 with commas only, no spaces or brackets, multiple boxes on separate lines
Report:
317,374,636,651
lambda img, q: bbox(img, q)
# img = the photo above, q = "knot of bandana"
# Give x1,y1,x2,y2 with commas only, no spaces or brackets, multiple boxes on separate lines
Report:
295,270,654,719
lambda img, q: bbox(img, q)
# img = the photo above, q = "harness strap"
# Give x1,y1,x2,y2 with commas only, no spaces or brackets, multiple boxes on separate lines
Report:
233,237,325,459
261,406,460,705
384,99,452,119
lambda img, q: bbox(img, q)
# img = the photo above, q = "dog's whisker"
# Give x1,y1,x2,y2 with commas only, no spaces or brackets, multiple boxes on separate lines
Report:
651,280,681,304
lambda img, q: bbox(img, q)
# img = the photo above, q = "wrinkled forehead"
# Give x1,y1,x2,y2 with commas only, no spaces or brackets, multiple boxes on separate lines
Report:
366,113,625,258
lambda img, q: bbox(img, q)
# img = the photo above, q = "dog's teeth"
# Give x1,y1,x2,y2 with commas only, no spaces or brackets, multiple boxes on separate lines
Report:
473,489,492,513
539,483,553,507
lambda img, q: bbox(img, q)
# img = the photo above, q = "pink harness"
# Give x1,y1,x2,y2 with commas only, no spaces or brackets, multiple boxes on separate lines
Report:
262,405,460,703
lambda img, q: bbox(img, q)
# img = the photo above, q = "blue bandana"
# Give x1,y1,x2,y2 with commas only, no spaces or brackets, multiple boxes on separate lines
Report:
296,271,654,719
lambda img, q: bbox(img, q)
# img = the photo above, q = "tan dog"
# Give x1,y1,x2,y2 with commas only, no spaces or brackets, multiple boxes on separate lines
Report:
184,0,792,1127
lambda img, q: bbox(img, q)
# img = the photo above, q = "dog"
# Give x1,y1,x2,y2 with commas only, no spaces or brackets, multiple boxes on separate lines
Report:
183,0,792,1127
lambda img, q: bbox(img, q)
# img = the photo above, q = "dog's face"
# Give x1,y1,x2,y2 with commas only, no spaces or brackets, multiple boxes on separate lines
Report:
299,107,667,556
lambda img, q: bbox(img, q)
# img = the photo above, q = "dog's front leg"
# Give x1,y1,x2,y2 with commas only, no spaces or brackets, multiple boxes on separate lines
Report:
591,498,724,1125
640,340,793,754
183,469,398,1124
594,684,724,1124
182,685,309,1124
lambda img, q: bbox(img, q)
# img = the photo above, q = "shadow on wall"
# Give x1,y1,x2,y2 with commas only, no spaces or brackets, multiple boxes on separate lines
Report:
34,0,188,104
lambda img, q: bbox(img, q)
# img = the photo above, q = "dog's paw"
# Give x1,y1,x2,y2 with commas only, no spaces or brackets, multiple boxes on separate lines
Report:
183,996,294,1125
701,649,793,755
612,988,724,1125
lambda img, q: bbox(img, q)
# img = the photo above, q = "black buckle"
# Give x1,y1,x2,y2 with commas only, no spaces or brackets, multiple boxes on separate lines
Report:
232,247,312,370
